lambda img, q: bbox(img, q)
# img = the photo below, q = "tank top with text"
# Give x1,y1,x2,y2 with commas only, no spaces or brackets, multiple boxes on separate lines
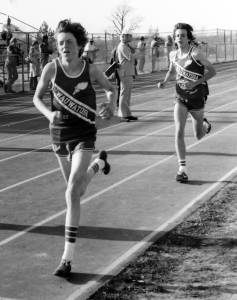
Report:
50,58,97,143
173,46,208,101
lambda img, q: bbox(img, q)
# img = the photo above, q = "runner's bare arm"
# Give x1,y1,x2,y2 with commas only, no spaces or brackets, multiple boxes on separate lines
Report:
90,64,117,111
33,62,59,124
192,49,216,84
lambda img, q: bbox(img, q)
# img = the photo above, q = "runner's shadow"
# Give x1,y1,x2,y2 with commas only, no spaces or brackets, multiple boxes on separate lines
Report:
66,272,112,285
0,147,52,152
186,180,233,186
0,223,152,241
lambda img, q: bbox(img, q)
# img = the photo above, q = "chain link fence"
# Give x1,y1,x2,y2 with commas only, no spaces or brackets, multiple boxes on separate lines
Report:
0,28,237,93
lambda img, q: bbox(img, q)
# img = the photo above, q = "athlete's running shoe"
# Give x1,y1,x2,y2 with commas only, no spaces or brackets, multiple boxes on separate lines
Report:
53,260,71,278
176,172,188,183
99,150,111,175
203,118,211,134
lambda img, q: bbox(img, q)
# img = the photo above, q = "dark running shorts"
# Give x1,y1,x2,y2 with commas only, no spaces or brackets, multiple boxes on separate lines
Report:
175,95,207,111
52,140,95,160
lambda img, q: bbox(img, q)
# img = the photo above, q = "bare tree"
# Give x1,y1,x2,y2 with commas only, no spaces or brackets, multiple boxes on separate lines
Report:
110,3,142,34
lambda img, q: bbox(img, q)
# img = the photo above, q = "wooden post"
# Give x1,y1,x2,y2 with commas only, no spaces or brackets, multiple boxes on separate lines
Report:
104,31,108,64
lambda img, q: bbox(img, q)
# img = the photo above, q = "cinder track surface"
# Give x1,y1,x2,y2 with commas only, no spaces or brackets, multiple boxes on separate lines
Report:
0,62,237,300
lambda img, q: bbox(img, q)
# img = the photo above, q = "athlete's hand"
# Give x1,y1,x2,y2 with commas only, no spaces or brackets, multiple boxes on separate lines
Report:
98,102,114,120
157,81,165,89
50,111,62,124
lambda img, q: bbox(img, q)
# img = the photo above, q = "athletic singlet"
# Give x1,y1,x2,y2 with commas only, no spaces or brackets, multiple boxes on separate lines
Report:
50,58,97,143
173,46,209,102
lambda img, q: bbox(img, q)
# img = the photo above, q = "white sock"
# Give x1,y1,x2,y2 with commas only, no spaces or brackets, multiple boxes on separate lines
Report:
178,159,187,174
62,225,78,262
178,165,187,173
90,158,105,174
203,121,208,133
62,241,76,262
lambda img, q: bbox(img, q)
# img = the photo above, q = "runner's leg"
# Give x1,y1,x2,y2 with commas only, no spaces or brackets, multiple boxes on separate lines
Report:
190,108,206,140
174,102,189,181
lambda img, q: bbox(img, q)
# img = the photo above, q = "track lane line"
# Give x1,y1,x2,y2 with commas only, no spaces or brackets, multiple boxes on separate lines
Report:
0,70,235,127
1,85,237,162
66,164,237,300
0,120,236,247
1,87,237,190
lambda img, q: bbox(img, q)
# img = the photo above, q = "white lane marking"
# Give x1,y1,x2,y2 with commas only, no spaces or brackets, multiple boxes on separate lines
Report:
0,128,48,143
0,145,51,163
0,121,236,248
0,69,235,126
0,169,59,195
1,85,237,187
2,88,237,186
0,116,44,128
0,77,237,246
1,83,237,163
66,164,237,300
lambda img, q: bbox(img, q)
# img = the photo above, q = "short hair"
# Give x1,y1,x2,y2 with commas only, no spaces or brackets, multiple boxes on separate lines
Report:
55,19,88,48
173,23,195,43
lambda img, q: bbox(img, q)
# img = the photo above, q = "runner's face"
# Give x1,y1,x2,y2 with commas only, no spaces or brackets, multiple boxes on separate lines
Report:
57,32,81,61
174,29,189,48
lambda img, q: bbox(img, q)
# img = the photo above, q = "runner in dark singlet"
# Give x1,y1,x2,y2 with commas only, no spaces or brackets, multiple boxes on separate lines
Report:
33,19,116,277
157,23,216,183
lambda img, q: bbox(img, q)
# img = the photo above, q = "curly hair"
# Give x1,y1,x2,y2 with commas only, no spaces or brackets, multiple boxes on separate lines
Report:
173,23,196,43
55,19,88,48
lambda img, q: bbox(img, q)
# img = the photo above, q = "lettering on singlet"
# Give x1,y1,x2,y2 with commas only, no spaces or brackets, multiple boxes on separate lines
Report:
175,62,202,82
53,84,97,124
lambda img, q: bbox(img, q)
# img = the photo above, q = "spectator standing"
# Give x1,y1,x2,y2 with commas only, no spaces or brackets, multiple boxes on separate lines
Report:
150,35,160,72
4,37,22,93
29,40,40,90
40,34,52,71
165,35,173,67
82,39,99,63
117,28,138,122
137,36,146,73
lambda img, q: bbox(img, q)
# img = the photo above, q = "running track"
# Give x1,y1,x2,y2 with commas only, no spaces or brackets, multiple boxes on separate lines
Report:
0,62,237,300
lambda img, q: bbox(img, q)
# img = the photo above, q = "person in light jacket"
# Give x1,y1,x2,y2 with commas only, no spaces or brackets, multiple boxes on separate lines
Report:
117,29,138,122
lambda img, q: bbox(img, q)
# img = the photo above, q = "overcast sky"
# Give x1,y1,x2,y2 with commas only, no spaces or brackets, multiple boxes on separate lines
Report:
1,0,237,34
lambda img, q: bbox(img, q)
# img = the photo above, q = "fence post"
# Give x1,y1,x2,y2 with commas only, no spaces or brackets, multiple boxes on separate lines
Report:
21,55,25,92
216,44,218,62
26,33,30,80
104,31,108,64
2,64,6,89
